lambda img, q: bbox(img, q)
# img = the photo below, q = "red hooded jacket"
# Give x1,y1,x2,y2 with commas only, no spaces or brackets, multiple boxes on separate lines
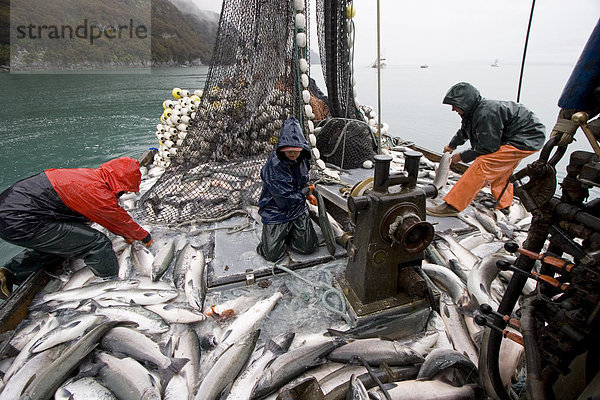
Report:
44,157,148,241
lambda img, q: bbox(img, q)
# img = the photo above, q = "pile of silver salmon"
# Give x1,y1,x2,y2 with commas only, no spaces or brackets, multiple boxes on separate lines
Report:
0,151,535,400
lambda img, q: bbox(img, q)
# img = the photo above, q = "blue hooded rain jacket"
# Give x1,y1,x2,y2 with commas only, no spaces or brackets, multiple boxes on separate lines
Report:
258,117,312,224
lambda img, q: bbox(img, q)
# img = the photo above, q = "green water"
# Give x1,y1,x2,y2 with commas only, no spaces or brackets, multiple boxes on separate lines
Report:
0,66,209,263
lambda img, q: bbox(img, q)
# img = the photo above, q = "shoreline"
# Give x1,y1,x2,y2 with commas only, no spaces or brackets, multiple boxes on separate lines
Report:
0,61,205,73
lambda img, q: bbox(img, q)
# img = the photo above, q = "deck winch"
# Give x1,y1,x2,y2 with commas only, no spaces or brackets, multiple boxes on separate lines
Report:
337,152,437,324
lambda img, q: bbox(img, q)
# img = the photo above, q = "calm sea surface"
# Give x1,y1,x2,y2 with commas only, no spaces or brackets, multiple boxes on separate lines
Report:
0,63,590,264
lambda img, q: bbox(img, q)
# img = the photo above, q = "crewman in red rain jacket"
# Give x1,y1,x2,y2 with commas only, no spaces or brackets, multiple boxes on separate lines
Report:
0,157,152,298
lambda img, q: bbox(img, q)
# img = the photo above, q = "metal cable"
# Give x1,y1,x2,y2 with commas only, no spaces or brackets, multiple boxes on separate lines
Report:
376,0,382,153
517,0,536,102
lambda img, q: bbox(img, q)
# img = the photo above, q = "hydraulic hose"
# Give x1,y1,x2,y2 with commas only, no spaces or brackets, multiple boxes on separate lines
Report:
480,210,552,400
520,297,547,400
551,198,600,232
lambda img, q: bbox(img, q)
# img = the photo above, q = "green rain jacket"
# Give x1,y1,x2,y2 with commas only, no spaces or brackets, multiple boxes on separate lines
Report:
443,82,546,163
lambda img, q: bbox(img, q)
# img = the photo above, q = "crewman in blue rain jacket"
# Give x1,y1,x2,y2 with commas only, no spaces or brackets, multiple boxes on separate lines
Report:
257,117,319,262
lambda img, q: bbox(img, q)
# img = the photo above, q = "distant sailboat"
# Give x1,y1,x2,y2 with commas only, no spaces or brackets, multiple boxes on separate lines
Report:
491,59,500,67
370,57,386,68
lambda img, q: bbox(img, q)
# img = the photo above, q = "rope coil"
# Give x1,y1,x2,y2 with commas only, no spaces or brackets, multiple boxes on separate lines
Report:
251,218,351,325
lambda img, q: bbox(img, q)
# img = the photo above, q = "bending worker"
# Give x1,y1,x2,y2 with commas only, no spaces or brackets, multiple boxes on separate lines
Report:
427,82,546,217
257,117,319,262
0,157,152,297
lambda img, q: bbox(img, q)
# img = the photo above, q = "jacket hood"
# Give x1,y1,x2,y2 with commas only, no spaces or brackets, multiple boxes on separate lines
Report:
276,117,311,161
98,157,141,195
443,82,482,116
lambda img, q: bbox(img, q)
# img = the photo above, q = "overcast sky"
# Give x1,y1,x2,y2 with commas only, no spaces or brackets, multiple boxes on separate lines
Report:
191,0,599,66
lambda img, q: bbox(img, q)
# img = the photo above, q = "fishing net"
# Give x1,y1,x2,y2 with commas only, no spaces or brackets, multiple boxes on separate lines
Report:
315,118,376,169
315,0,362,121
314,0,376,169
140,0,376,224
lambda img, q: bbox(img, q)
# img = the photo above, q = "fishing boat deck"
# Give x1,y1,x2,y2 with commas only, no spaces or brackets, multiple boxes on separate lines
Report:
206,215,348,288
427,211,478,235
0,151,544,400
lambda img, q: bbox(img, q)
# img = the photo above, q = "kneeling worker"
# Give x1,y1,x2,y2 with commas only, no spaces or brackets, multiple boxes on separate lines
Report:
0,157,152,297
257,117,319,262
427,82,546,217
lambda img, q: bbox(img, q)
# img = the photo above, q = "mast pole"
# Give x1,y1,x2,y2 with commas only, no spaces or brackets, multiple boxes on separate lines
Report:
376,0,382,154
517,0,536,103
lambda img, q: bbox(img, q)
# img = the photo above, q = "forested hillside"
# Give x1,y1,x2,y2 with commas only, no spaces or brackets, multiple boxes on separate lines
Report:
0,0,219,69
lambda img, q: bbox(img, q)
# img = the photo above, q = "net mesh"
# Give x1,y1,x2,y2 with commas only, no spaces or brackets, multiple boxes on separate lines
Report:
315,0,362,121
140,0,376,224
316,118,375,169
314,0,375,169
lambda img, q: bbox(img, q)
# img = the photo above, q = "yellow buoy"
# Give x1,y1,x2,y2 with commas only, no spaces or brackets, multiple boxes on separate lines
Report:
209,86,221,96
163,108,173,119
346,5,355,19
172,87,182,99
190,95,201,102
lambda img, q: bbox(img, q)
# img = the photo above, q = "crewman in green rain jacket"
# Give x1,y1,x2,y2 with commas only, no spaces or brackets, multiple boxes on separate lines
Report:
427,82,546,217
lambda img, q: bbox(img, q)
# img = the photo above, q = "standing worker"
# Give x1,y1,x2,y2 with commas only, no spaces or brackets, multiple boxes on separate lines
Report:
0,157,152,297
427,82,546,217
257,117,319,262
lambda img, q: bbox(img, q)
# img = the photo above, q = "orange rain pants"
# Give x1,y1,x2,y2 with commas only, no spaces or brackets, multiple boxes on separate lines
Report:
443,144,538,211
